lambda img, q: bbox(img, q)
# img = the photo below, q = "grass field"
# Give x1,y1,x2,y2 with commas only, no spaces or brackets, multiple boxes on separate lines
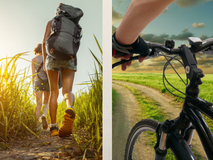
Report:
113,73,213,103
113,73,213,132
113,73,212,159
112,89,119,114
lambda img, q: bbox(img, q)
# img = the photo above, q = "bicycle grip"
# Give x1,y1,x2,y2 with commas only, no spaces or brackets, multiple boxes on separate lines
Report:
112,49,133,58
112,56,139,69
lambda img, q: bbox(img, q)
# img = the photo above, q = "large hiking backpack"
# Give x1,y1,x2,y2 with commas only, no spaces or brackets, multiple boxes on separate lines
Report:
46,3,83,61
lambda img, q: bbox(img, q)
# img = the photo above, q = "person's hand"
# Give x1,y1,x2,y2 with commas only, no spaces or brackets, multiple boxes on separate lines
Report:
114,54,146,71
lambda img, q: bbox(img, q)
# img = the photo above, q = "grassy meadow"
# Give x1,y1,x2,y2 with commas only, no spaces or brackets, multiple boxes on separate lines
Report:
113,73,213,132
113,73,213,103
112,73,209,159
0,37,102,158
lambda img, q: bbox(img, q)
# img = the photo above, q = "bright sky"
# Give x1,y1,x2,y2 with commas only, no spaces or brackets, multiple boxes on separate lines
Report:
0,0,102,101
112,0,213,73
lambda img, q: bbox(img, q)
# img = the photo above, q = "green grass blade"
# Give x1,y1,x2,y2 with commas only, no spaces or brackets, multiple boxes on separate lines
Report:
5,116,7,141
89,49,102,72
21,122,43,140
93,34,102,55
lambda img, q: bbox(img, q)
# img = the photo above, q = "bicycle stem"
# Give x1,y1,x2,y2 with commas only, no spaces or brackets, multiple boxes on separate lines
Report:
179,44,204,98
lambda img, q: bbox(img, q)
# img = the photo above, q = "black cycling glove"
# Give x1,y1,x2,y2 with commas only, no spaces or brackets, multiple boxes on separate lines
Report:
112,32,149,57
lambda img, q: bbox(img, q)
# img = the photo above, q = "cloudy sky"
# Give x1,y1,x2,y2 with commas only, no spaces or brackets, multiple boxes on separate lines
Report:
112,0,213,74
0,0,102,101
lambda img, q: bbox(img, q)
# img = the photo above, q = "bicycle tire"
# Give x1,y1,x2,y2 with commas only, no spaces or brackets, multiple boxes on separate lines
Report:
124,119,196,160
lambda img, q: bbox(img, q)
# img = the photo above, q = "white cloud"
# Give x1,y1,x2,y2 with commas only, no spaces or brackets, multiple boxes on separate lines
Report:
112,8,123,25
192,23,206,28
176,0,212,8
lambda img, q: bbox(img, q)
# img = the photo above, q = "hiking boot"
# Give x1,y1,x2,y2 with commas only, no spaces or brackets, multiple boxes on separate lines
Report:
59,108,75,137
50,126,59,137
41,116,48,130
112,32,149,57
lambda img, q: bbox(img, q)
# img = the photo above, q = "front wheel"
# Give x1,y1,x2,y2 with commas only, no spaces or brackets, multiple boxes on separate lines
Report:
125,119,196,160
124,119,160,160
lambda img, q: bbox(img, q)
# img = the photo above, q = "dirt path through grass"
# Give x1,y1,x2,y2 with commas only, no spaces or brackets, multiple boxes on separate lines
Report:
0,130,96,160
112,83,141,160
113,80,206,159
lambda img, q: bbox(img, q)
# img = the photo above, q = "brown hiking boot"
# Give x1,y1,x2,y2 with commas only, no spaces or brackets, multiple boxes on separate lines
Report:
59,108,75,137
50,126,59,137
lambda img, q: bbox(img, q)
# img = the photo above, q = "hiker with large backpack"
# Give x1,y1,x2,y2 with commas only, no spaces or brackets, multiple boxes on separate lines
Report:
32,43,49,130
42,3,83,137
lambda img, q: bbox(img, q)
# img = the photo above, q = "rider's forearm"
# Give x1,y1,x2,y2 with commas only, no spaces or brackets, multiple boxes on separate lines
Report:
116,0,176,45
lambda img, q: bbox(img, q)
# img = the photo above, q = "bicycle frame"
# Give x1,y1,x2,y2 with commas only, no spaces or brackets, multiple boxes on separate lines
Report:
185,103,213,159
155,98,213,159
179,44,213,160
155,44,213,159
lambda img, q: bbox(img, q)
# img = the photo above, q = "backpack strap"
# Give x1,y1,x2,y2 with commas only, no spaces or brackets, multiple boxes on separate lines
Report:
36,62,43,73
35,62,48,82
51,15,62,35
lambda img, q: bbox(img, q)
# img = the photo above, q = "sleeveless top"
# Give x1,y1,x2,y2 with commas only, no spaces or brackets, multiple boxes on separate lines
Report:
34,56,48,81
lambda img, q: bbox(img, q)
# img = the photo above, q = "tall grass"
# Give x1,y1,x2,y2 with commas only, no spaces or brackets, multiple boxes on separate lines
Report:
73,35,102,157
0,53,36,149
0,36,103,158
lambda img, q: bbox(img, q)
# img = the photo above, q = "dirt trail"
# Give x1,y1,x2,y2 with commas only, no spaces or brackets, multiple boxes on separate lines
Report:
112,83,141,160
0,130,97,160
113,80,206,159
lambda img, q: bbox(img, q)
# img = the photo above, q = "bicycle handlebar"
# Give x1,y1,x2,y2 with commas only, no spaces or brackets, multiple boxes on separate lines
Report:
146,42,180,55
112,39,213,69
146,40,213,55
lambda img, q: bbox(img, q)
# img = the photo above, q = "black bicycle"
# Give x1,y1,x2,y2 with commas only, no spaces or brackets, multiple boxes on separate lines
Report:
112,37,213,160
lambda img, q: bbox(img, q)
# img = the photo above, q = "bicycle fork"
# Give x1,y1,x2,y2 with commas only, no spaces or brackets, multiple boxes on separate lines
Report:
185,126,195,147
154,116,192,160
155,133,168,160
154,120,170,160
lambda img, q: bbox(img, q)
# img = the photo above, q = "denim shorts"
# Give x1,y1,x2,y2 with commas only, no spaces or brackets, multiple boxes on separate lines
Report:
34,80,49,92
46,56,77,71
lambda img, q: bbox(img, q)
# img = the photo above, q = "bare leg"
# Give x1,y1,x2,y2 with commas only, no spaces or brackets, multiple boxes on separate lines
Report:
41,91,49,130
58,69,75,137
42,91,49,116
116,0,176,45
35,91,42,126
61,69,75,108
47,70,59,124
